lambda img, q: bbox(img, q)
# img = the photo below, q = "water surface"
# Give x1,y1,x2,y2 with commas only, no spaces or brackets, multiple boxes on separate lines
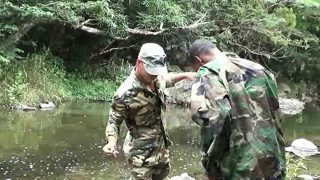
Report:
0,102,319,179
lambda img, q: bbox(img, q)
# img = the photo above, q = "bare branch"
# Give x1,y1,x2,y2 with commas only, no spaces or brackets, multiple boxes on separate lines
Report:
127,13,210,35
80,19,96,26
98,45,136,55
90,45,136,59
75,19,105,35
127,28,166,35
184,21,211,29
76,25,105,35
185,13,209,29
78,13,210,36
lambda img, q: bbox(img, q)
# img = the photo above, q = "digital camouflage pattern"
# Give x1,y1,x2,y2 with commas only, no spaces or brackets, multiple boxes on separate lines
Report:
105,70,174,180
191,53,286,179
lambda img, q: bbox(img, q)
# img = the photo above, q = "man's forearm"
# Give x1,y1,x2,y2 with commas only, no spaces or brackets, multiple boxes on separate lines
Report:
170,72,195,83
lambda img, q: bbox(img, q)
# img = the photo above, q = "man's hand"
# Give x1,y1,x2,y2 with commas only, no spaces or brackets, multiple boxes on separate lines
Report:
103,136,119,157
103,143,119,157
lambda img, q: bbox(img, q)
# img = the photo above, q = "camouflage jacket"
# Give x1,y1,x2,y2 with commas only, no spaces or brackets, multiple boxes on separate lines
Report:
191,53,286,179
105,70,174,166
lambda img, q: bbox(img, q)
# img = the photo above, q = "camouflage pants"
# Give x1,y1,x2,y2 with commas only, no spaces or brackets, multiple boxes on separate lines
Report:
128,144,170,180
201,148,286,180
129,162,170,180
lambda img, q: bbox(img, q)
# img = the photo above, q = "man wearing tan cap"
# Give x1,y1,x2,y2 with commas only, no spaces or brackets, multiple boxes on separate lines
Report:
103,43,194,179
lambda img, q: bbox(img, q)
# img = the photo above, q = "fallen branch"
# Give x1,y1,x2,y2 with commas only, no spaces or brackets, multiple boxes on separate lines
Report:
184,13,210,29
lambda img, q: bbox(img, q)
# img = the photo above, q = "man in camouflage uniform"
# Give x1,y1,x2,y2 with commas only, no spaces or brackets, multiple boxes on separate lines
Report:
103,43,194,180
187,39,286,179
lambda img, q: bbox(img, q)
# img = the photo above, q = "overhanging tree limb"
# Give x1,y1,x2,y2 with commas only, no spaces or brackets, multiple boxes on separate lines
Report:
127,14,211,35
77,14,211,36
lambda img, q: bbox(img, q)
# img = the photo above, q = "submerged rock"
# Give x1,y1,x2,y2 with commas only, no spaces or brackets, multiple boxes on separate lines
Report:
8,101,55,111
10,104,37,111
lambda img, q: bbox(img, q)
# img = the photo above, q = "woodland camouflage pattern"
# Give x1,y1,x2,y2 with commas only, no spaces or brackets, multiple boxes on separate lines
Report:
191,53,286,179
105,70,174,180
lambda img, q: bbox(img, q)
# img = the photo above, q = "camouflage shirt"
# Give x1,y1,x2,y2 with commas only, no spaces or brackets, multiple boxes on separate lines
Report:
105,70,174,167
191,53,286,179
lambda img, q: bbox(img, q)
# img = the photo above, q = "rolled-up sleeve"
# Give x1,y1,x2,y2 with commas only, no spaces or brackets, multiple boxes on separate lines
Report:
105,97,128,139
156,74,176,89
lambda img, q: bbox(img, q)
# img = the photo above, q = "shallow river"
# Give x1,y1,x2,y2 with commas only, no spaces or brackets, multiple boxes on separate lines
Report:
0,102,319,179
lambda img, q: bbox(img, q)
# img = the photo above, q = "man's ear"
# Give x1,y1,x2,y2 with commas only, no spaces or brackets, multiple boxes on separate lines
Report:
136,59,143,66
195,56,203,65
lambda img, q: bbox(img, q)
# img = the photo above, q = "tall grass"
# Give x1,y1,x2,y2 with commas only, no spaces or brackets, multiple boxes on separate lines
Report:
0,50,127,105
0,50,66,105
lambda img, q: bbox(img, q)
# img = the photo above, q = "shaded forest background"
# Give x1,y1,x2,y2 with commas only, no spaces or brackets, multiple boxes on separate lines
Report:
1,0,319,105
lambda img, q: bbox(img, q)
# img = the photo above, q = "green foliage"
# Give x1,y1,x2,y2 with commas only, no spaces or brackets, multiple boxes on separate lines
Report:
0,0,127,63
274,7,297,28
65,75,117,101
135,0,186,29
0,50,122,105
1,0,320,104
0,50,66,105
286,153,308,179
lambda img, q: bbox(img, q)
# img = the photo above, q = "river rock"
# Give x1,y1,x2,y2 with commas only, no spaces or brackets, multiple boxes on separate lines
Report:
285,138,320,158
39,102,55,110
279,98,305,115
10,104,37,111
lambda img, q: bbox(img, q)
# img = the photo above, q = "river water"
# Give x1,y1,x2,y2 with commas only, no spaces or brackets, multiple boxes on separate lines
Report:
0,102,319,179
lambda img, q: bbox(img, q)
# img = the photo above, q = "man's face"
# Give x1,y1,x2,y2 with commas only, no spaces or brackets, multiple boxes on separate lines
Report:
136,59,157,84
190,48,215,71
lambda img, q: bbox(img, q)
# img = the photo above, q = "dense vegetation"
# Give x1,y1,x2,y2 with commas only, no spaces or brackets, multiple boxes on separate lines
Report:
0,0,319,105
